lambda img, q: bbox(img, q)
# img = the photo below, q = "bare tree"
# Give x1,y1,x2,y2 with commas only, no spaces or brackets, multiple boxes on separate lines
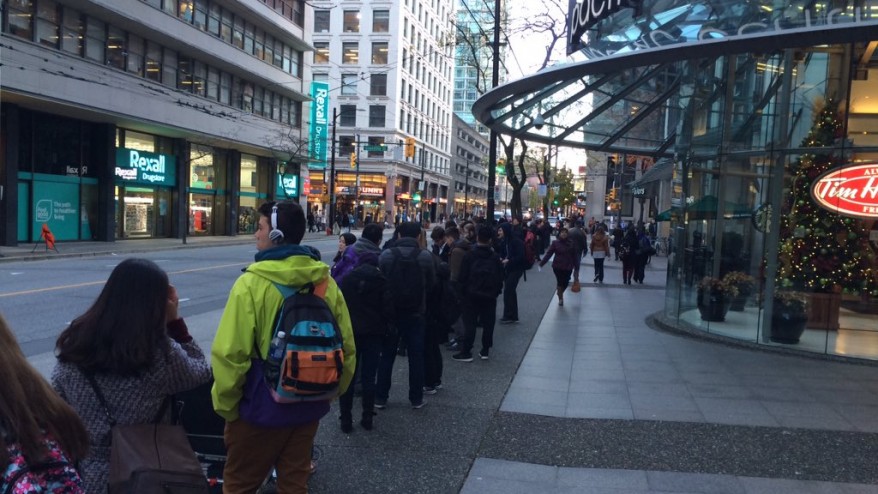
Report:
266,128,312,200
451,0,569,220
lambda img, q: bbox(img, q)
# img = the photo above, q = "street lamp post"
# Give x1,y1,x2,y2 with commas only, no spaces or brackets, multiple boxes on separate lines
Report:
327,107,339,235
464,160,470,219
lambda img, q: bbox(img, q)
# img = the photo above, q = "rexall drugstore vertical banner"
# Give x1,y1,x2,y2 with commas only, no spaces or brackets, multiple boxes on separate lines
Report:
31,177,80,241
309,81,330,170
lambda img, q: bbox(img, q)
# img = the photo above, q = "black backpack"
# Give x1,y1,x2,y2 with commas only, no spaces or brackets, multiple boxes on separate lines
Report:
466,252,504,299
388,247,425,314
341,263,393,337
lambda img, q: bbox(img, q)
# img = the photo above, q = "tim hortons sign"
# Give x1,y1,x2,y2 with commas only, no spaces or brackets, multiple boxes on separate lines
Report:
810,163,878,219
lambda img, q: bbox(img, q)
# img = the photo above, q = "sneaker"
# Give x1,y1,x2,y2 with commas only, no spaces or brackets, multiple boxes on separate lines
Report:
423,386,438,395
411,401,427,409
499,319,518,325
374,399,387,410
452,351,474,362
479,349,489,360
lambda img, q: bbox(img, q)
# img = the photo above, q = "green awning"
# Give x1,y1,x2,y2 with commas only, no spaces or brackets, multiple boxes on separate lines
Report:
656,209,673,221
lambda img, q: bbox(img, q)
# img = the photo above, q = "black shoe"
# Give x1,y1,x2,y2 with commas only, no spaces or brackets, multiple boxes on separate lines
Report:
340,415,353,433
479,349,489,360
397,347,407,357
593,277,598,282
453,351,474,362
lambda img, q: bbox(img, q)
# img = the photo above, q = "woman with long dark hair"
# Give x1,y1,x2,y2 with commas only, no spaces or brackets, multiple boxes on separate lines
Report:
1,314,89,491
51,258,211,493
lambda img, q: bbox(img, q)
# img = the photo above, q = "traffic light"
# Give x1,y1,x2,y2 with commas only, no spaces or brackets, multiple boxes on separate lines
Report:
404,137,415,158
350,152,357,169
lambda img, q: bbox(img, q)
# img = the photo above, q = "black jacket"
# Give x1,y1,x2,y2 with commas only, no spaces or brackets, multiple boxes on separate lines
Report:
498,223,526,272
339,261,395,337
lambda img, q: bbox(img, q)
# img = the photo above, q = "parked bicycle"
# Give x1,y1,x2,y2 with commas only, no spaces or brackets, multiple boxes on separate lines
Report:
653,236,668,256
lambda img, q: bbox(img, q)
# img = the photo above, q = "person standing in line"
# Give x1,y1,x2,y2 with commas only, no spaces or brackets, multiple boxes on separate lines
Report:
590,225,611,283
443,226,470,351
211,201,356,493
620,226,639,284
611,223,625,261
337,224,395,433
51,259,211,493
2,315,89,492
453,226,504,362
497,222,526,324
377,222,436,409
539,227,578,306
331,232,356,269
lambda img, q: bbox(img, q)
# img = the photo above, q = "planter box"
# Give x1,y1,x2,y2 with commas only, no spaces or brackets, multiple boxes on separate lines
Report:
807,292,841,331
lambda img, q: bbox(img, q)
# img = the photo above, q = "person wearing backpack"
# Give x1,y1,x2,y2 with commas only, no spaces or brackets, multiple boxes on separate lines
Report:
377,221,436,409
211,201,356,493
337,224,395,433
497,222,526,324
51,259,211,493
453,226,504,361
1,315,89,494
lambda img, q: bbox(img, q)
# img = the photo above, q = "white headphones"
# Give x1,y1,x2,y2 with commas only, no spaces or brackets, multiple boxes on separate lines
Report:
269,205,285,244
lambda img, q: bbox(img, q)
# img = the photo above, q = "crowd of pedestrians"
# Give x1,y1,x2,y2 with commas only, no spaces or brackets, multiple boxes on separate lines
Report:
2,199,662,494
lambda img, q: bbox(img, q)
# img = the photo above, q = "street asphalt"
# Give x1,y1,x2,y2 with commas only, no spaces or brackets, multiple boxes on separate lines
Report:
5,232,878,493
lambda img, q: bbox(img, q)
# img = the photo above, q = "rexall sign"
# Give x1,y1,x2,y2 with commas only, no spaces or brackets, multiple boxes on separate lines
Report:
309,81,330,170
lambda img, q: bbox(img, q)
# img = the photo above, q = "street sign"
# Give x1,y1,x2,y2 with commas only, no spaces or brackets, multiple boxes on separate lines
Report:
363,145,387,152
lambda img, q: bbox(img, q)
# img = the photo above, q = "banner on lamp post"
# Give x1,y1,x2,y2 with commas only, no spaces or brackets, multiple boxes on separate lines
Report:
308,81,330,170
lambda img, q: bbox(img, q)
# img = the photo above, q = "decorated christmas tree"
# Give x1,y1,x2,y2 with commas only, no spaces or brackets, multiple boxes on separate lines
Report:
777,100,878,296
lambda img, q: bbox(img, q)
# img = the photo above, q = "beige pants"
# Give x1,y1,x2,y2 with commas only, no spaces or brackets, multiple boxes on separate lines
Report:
223,419,318,494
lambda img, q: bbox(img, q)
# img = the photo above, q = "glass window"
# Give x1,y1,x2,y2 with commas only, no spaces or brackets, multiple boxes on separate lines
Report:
372,9,389,32
232,16,244,48
85,17,107,65
35,0,59,48
60,7,83,55
370,73,387,96
263,33,274,63
219,72,231,104
7,0,34,40
292,100,302,127
126,34,144,76
367,136,385,157
341,73,358,96
162,49,177,87
253,86,263,115
179,0,194,23
254,28,265,61
163,0,177,16
272,39,284,68
280,96,290,124
106,27,126,70
178,57,193,91
145,41,162,82
220,10,233,42
313,42,329,64
343,10,359,32
290,49,302,77
243,23,255,54
339,104,357,126
369,105,385,127
207,3,221,36
313,73,329,82
314,10,330,32
193,61,206,96
342,42,358,64
339,135,355,155
371,42,388,64
282,45,292,73
193,0,207,30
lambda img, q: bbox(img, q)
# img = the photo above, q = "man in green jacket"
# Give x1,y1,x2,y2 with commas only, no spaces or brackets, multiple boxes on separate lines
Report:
211,200,356,493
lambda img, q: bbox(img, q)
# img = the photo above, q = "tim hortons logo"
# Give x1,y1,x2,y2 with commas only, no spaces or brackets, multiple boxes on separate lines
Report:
810,163,878,218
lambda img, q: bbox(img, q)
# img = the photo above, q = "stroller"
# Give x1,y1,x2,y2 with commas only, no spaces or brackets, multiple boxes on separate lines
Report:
177,381,279,493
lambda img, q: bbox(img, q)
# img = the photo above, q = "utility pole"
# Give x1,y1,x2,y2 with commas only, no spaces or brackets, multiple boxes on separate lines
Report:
464,161,470,218
486,0,501,223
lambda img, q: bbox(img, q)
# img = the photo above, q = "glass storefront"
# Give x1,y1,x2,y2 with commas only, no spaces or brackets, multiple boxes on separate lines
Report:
335,172,386,225
189,144,223,236
472,1,878,360
115,186,172,238
114,130,176,238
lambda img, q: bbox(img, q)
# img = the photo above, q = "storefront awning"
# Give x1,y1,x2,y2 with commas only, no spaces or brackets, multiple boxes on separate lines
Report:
687,195,751,220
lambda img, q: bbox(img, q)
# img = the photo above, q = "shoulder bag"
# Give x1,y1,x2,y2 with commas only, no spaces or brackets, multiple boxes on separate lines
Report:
83,372,209,494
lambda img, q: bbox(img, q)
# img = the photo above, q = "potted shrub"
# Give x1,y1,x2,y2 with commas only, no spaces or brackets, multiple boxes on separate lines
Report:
697,276,738,322
771,291,808,343
723,271,756,311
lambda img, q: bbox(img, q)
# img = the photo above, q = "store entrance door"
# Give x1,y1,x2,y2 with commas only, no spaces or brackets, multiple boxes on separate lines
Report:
115,186,173,238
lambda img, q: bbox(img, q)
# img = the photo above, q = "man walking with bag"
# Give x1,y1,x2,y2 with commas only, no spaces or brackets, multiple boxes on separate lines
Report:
211,201,356,493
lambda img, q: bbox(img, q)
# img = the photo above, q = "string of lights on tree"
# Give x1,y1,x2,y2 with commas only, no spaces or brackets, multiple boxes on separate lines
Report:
777,100,878,296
